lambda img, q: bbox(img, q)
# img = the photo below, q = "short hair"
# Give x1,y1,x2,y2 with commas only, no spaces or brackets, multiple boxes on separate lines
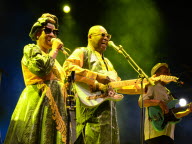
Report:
88,25,106,37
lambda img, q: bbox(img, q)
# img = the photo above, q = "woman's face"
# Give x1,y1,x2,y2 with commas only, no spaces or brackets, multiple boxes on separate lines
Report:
37,23,58,52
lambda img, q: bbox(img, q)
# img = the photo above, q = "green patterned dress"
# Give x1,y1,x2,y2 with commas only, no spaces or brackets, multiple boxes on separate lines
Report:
4,44,68,144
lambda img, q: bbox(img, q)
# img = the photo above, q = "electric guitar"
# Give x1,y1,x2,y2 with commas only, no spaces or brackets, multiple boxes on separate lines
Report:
74,75,179,107
74,78,148,107
148,99,192,131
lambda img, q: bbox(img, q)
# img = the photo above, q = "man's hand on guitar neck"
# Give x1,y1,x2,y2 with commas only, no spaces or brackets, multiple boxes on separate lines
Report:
90,83,108,92
96,74,115,85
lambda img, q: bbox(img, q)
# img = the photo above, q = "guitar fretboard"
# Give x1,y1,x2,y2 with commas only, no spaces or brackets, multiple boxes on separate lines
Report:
108,78,149,89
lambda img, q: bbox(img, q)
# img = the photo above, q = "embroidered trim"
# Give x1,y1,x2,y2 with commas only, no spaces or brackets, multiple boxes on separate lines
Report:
38,83,67,143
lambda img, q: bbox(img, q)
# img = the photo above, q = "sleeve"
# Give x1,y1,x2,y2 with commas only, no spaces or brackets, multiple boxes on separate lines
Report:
138,85,154,103
21,44,55,77
63,48,98,85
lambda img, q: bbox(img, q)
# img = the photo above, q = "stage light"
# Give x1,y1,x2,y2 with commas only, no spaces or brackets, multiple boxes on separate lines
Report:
179,98,187,107
63,5,71,13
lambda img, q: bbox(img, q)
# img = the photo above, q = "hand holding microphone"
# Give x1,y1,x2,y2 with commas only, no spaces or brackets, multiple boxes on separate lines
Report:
51,38,64,51
51,38,70,56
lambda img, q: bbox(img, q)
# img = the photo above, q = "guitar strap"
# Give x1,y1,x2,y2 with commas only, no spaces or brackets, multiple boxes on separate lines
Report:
82,47,91,69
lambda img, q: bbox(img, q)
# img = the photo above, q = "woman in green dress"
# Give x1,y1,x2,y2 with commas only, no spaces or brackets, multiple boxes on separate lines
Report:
4,13,68,144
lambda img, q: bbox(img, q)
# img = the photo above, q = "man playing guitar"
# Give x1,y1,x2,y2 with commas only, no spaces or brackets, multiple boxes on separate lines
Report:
138,63,192,144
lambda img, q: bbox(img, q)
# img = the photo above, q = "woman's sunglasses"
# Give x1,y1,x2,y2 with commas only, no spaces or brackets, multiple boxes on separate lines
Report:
43,27,59,36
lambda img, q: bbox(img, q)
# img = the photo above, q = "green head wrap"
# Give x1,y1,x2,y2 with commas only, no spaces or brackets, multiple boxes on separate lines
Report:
29,13,59,41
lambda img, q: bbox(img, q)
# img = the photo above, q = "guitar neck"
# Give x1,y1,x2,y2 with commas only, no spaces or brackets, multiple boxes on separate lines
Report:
108,78,148,89
108,75,178,90
172,103,190,113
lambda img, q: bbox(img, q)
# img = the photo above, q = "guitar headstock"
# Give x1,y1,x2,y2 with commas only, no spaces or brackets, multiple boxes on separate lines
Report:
150,75,179,84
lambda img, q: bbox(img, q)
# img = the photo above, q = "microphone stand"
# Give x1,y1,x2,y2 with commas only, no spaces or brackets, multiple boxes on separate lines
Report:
66,71,76,144
113,44,154,144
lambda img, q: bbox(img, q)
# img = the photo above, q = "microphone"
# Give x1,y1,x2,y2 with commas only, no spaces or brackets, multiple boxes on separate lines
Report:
51,38,70,56
108,41,122,54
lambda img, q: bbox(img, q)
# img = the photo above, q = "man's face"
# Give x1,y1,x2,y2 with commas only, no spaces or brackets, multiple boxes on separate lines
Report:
89,27,111,54
156,66,171,76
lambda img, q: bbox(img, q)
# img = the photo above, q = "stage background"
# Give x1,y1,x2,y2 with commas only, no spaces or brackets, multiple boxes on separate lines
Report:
1,0,192,143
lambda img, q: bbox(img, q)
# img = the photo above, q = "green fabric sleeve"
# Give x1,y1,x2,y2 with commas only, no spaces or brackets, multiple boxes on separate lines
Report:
22,44,55,77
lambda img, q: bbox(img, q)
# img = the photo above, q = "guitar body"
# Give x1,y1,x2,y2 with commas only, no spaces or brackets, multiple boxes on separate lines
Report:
148,99,181,131
74,82,123,107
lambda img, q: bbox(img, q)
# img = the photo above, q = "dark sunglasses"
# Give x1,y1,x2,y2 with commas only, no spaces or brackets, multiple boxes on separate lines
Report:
43,27,59,36
92,33,112,39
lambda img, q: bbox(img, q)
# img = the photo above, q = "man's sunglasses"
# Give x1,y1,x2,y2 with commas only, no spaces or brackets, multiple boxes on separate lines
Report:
91,33,111,40
43,27,59,36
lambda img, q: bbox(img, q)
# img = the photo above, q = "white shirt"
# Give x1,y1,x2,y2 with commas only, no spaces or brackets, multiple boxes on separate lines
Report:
139,82,175,140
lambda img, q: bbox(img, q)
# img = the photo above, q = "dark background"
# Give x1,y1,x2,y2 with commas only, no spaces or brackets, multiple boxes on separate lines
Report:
0,0,192,143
